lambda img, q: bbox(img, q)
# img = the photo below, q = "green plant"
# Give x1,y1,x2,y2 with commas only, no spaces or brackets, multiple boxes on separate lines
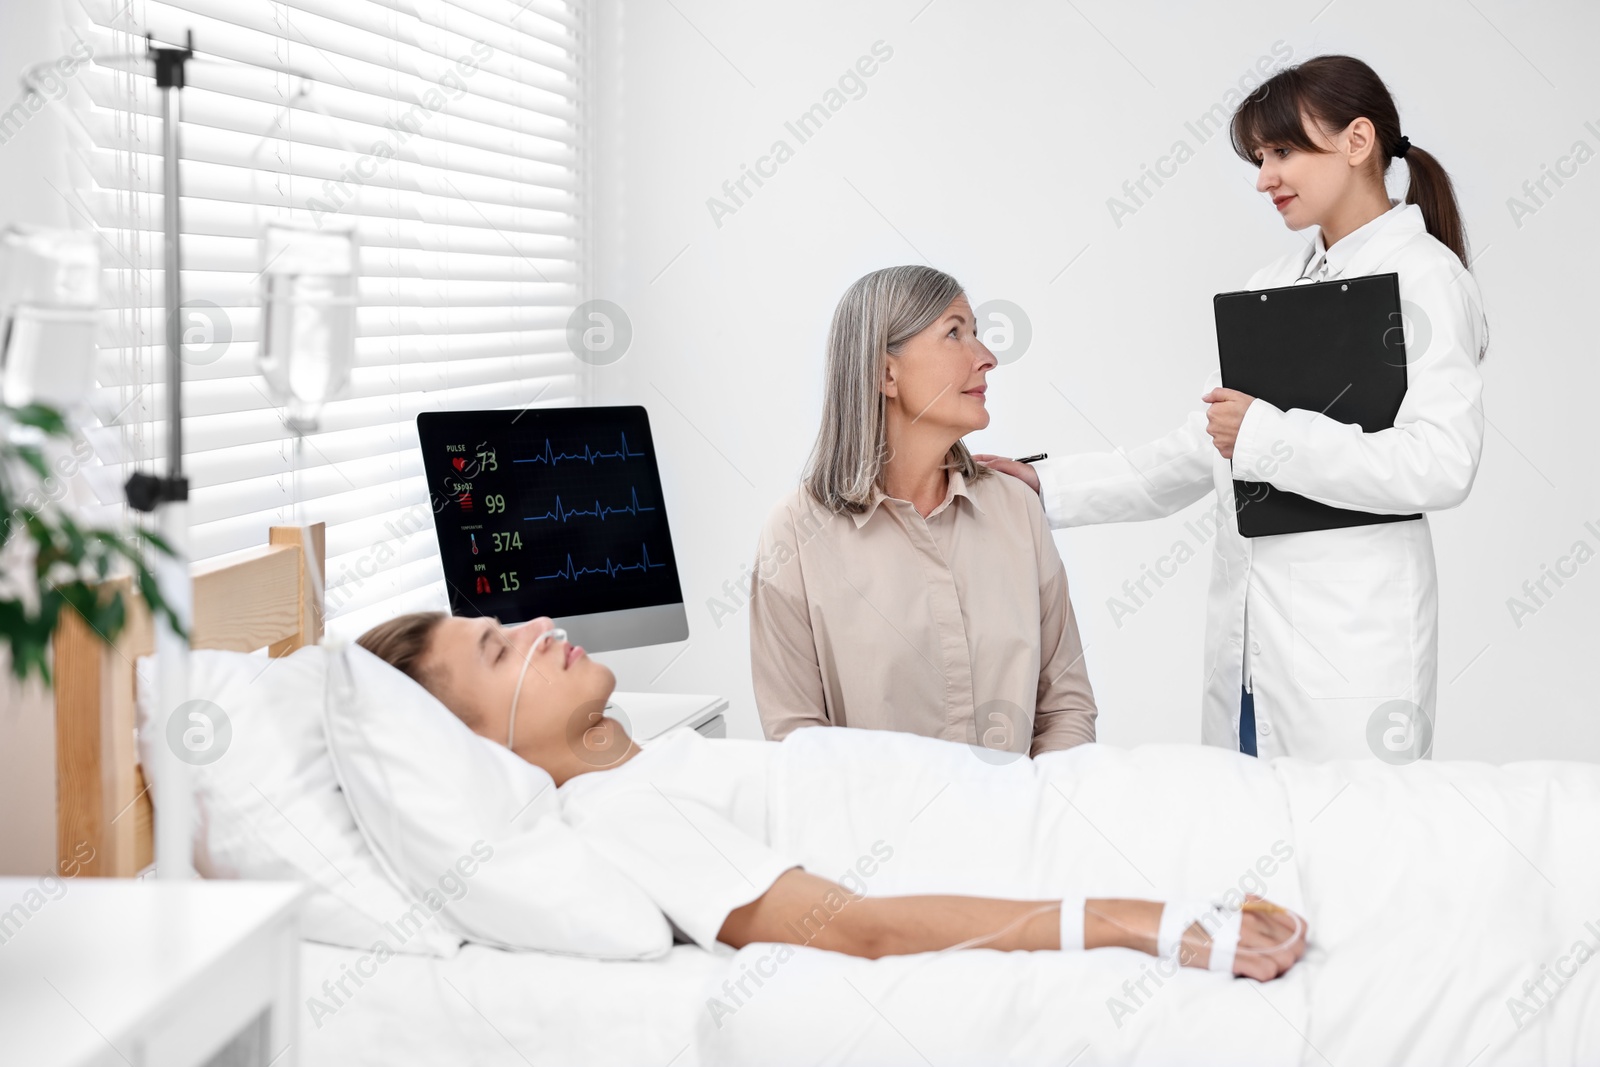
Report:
0,402,184,686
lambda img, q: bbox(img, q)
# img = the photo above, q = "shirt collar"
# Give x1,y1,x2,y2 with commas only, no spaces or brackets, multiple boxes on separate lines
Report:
1302,197,1407,280
851,466,985,529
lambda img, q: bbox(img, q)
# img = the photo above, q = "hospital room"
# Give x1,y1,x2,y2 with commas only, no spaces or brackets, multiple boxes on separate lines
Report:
2,0,1598,1062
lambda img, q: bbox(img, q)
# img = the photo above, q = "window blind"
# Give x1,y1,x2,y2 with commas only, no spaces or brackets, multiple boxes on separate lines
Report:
62,0,592,639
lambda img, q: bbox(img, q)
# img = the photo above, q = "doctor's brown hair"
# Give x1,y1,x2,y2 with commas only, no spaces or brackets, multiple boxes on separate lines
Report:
1229,55,1471,270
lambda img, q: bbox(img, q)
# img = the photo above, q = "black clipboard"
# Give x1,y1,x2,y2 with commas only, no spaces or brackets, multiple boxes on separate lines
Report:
1213,271,1420,538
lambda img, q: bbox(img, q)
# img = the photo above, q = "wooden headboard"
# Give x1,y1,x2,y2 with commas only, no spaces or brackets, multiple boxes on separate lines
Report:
53,523,326,877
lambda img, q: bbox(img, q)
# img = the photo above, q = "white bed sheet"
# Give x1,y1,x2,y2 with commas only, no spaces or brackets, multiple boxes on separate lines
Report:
298,940,724,1066
300,735,1600,1066
699,738,1600,1065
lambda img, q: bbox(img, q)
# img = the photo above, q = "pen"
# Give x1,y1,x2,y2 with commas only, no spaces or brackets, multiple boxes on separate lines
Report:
1013,453,1048,465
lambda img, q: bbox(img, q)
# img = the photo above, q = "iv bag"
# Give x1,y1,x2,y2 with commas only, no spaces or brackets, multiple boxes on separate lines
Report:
0,226,99,411
258,220,358,433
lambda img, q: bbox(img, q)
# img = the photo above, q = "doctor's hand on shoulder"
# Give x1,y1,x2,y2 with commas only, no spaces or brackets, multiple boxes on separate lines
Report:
971,454,1040,493
973,382,1258,489
1201,387,1256,460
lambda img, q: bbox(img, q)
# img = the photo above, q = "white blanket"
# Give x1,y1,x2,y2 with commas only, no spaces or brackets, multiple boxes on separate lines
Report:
694,732,1600,1066
299,941,723,1066
1278,755,1600,1065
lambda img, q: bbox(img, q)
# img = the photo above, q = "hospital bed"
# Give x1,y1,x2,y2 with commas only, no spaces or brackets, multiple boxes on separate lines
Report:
51,524,718,1065
52,526,1600,1066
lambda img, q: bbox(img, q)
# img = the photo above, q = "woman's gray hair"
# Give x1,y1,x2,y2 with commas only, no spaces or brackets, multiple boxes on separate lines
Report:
803,265,991,513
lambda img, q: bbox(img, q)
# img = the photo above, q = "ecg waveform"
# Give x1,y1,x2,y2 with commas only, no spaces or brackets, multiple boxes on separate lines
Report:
535,543,667,583
512,433,647,467
523,487,656,524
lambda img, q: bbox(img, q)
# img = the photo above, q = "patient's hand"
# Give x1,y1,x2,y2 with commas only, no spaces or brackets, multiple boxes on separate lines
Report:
1179,894,1308,981
971,454,1040,494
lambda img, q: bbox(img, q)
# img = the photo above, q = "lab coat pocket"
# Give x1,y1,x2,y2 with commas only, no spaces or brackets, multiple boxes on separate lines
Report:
1288,560,1414,699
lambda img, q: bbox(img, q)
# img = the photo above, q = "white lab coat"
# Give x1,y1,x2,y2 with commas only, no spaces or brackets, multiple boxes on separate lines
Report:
1034,201,1488,761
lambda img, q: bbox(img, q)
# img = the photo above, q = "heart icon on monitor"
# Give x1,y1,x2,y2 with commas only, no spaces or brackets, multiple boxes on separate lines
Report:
451,457,466,471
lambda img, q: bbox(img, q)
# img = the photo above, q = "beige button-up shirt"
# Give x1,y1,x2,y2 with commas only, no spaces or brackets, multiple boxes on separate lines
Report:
749,467,1097,757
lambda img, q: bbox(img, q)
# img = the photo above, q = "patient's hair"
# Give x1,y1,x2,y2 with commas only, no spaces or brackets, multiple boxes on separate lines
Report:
1229,54,1470,272
356,610,449,699
802,264,992,514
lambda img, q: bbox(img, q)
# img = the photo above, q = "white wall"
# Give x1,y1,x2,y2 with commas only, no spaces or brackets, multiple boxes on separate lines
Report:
590,0,1600,762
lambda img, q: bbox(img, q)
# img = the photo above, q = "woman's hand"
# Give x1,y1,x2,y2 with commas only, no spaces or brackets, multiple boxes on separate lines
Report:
971,453,1041,494
1201,388,1255,459
1177,894,1308,980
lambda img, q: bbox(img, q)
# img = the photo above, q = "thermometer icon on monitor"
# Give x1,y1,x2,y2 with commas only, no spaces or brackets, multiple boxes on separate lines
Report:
470,532,479,555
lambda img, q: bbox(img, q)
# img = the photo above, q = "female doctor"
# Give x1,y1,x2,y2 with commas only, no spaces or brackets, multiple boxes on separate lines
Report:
979,55,1489,762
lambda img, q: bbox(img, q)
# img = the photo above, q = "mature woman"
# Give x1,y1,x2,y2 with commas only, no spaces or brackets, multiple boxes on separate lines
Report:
355,610,1305,979
749,265,1096,757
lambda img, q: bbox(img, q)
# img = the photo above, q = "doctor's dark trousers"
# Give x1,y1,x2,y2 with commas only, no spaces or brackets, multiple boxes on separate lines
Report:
1239,685,1258,757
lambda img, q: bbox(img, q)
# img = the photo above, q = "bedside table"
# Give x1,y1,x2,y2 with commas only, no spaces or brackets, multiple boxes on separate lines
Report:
0,878,306,1067
612,691,727,740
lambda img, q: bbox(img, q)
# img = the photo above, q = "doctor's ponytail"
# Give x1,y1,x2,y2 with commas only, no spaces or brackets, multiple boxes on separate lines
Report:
1391,141,1469,270
1229,55,1472,271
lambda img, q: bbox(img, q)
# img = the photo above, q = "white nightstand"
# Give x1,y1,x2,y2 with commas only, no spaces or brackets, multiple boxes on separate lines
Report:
0,878,306,1067
612,691,727,741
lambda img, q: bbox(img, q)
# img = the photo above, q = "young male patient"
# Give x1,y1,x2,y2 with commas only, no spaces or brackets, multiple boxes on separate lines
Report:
357,611,1307,981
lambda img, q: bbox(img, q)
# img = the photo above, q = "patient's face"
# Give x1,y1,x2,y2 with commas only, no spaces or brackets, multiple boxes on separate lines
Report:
422,615,616,761
884,294,996,436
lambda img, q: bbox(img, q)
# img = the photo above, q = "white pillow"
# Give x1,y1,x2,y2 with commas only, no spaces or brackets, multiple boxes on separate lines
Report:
135,646,460,957
324,643,673,960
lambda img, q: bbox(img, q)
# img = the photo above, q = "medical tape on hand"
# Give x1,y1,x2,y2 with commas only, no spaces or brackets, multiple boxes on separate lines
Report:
1058,895,1087,952
1157,898,1243,974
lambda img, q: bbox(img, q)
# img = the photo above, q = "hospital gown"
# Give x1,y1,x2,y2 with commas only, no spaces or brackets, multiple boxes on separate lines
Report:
558,725,1085,954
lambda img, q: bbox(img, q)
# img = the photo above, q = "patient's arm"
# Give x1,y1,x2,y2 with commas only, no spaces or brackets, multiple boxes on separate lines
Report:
719,868,1132,958
718,869,1305,981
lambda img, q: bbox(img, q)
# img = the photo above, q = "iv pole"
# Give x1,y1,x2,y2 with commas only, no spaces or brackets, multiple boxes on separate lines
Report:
100,30,348,880
123,31,195,880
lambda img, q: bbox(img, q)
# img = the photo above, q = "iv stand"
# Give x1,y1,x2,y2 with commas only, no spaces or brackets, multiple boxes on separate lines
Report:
123,32,195,880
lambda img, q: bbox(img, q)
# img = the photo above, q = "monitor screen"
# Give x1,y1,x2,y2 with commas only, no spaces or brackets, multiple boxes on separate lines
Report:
416,405,688,651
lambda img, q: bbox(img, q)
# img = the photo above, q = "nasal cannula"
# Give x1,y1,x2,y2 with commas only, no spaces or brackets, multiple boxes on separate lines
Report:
506,625,568,749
